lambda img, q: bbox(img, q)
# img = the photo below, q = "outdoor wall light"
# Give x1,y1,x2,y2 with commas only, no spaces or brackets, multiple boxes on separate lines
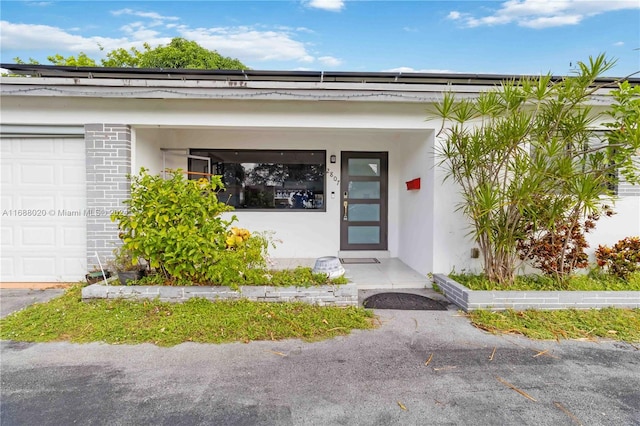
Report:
330,154,337,163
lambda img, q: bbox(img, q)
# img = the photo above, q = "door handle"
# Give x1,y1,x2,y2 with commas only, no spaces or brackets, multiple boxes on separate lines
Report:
343,201,348,221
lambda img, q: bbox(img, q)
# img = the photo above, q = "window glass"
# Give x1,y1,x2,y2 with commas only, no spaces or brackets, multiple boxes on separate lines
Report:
348,181,380,199
348,204,380,221
348,226,380,244
189,150,325,210
348,158,380,176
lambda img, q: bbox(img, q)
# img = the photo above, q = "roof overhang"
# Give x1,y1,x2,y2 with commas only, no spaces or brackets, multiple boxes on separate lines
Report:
1,64,634,104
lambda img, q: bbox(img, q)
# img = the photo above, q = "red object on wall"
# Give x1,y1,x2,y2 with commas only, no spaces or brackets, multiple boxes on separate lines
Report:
406,178,421,190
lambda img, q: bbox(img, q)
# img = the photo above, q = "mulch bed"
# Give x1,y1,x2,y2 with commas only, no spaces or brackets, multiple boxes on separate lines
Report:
363,292,449,310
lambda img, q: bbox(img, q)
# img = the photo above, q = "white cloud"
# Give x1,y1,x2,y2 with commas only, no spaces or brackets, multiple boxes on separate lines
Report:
306,0,345,12
613,41,625,46
447,0,640,29
178,27,314,62
0,20,133,53
519,14,583,29
1,12,325,66
318,56,342,66
111,9,180,22
120,22,162,41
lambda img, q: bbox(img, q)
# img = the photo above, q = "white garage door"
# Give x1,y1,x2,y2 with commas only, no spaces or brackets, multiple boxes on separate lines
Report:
1,137,86,282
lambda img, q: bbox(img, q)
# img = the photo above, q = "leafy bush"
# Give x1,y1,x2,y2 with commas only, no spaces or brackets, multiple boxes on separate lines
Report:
133,266,347,288
517,212,601,280
242,266,346,287
596,237,640,279
111,169,270,285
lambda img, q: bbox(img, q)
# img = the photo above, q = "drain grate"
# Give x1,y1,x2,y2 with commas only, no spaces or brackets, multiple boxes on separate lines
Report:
363,292,448,310
340,258,380,264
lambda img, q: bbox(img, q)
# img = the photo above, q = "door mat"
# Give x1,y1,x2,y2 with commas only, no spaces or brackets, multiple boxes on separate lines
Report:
362,292,448,310
340,258,380,264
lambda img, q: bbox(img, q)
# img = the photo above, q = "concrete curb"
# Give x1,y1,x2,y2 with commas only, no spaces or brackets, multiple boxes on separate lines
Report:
81,283,358,306
433,273,640,312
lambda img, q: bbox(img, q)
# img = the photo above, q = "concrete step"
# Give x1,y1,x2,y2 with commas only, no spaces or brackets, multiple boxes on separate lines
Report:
337,250,390,259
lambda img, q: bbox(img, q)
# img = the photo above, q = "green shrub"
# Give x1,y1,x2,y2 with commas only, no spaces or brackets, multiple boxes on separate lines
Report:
111,168,270,285
133,266,347,288
596,237,640,279
517,212,599,280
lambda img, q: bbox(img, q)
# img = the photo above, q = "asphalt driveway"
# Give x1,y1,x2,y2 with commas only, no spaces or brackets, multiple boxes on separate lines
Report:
0,288,66,319
1,289,639,425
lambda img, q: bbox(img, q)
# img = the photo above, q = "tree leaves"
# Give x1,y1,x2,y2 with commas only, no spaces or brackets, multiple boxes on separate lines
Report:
15,37,249,70
431,54,639,285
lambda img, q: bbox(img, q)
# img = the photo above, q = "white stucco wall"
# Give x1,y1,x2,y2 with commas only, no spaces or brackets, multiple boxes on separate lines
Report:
2,92,637,279
134,127,435,268
430,133,485,275
395,130,436,275
586,197,640,259
0,97,437,130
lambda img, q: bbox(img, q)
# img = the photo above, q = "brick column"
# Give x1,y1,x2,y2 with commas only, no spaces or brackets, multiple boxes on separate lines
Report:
85,124,131,268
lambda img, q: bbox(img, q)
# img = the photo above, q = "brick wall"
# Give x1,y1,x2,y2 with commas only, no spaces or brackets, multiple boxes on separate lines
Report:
85,124,131,268
433,274,640,311
81,283,359,306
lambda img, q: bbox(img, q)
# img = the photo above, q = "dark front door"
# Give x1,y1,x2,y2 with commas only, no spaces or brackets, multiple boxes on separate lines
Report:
340,152,388,250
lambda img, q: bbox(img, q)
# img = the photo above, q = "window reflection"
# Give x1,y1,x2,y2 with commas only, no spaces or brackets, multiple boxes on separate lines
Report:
189,150,325,210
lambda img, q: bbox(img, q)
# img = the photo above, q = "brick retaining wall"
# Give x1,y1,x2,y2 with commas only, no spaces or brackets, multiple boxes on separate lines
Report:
82,283,358,306
433,274,640,312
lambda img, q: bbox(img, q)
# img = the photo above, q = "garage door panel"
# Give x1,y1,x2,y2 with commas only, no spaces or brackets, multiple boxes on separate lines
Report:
1,140,13,154
1,258,14,276
19,196,56,210
22,164,55,184
60,196,85,211
62,165,85,184
63,257,86,278
7,250,87,282
1,196,13,210
19,140,55,154
1,137,87,282
1,164,13,184
1,227,13,245
21,257,57,276
22,226,56,246
63,227,85,246
61,139,85,155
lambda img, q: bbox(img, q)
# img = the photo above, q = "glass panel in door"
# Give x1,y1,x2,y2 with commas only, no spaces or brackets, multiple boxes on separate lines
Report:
340,152,388,250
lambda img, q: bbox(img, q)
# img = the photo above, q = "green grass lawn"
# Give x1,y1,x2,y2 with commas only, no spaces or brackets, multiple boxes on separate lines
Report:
448,271,640,343
0,286,375,346
450,271,640,291
469,308,640,342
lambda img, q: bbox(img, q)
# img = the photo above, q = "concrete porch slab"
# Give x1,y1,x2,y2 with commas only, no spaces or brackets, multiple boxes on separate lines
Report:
269,257,431,290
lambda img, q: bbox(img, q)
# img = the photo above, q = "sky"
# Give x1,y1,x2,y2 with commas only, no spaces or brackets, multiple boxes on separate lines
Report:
1,0,639,77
